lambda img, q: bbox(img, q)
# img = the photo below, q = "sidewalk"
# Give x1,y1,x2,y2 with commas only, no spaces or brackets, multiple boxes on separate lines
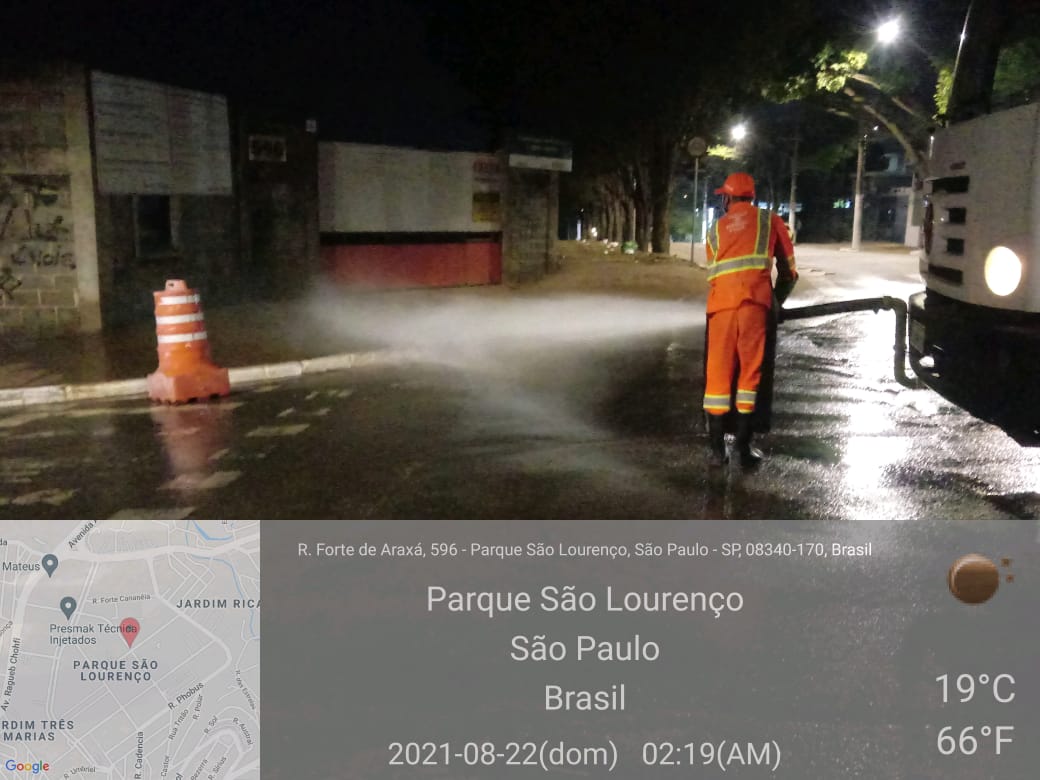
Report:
0,300,371,390
0,244,709,406
0,240,914,407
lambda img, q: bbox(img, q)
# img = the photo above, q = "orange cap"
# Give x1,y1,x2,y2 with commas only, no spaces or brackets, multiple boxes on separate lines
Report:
715,172,756,198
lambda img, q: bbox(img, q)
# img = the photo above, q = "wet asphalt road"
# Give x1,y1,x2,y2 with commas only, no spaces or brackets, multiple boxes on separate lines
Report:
1,248,1038,520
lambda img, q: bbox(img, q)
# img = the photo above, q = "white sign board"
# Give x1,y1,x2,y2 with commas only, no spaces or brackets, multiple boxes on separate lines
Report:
506,135,572,171
507,153,572,171
91,71,232,195
318,142,502,233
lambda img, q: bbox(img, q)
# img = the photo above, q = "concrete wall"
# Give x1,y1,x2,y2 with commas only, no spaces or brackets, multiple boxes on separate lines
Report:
0,61,100,335
501,167,558,284
95,193,238,325
0,63,321,331
239,114,319,299
317,141,503,290
93,110,320,326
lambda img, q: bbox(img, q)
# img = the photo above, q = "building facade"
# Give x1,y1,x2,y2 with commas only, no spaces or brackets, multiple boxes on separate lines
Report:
0,62,319,336
1,62,561,338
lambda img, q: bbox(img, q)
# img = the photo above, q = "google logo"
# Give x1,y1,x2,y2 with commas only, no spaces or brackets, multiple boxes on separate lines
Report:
3,760,49,774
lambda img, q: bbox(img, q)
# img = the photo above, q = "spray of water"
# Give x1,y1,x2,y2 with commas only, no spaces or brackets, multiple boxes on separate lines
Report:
305,282,704,364
303,283,708,486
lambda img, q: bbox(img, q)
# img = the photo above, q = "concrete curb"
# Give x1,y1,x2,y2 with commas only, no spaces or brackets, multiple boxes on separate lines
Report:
0,348,417,409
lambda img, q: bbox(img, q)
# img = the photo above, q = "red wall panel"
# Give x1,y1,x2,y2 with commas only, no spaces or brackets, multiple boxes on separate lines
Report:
321,241,502,289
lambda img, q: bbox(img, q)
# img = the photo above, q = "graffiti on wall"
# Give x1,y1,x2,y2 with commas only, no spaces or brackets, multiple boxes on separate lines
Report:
0,173,75,274
0,267,21,300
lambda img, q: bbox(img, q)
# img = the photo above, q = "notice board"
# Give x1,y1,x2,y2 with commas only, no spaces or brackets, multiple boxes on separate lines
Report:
91,71,232,196
318,142,502,233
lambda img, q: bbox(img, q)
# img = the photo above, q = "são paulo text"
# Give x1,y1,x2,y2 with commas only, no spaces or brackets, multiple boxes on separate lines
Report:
512,634,660,662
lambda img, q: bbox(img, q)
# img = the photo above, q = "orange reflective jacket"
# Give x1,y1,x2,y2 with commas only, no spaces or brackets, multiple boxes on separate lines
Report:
705,203,796,314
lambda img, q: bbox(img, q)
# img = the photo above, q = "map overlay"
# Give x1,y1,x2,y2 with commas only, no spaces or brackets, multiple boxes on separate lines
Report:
0,520,259,779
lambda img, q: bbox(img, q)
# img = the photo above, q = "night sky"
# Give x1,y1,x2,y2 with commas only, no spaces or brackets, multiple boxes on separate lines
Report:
2,0,490,149
0,0,991,152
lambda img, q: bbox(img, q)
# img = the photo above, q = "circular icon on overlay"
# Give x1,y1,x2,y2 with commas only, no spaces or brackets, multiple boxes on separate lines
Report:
948,554,999,604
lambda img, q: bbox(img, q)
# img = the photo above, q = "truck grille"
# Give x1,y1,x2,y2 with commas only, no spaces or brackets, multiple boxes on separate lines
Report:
928,264,964,284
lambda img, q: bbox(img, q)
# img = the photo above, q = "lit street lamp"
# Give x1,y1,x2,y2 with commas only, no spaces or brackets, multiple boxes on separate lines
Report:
851,16,902,249
850,17,901,250
877,17,901,45
730,122,748,142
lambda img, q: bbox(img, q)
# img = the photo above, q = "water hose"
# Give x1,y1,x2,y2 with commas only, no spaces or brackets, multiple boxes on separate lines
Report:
778,296,920,389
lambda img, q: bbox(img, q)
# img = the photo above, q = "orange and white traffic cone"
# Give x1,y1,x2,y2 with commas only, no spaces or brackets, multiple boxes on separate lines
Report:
146,279,230,403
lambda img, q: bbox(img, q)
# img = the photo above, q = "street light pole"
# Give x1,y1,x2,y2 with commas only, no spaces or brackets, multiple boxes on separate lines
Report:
685,136,708,265
851,127,865,251
702,178,709,243
690,156,700,263
788,131,799,242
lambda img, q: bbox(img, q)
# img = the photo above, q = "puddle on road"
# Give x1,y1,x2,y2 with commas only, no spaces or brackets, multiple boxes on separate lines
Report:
770,435,843,465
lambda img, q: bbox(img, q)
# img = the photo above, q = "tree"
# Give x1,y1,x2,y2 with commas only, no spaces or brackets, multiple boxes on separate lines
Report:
433,0,828,255
764,25,956,248
936,35,1040,115
777,44,934,170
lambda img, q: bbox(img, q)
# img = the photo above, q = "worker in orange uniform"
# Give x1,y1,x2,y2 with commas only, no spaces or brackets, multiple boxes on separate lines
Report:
704,172,797,468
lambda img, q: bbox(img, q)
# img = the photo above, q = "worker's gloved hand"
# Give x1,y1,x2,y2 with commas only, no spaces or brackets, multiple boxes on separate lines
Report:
774,276,797,305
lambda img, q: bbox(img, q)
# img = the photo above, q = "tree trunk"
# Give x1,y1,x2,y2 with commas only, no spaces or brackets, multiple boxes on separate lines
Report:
649,137,676,254
619,161,650,250
635,202,650,251
651,196,670,254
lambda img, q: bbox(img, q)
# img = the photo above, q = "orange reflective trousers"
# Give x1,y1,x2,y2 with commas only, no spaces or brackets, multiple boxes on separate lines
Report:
703,202,779,417
704,302,767,416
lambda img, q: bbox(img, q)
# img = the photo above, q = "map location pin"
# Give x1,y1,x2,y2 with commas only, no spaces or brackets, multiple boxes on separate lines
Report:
42,554,58,578
60,597,77,621
120,618,141,649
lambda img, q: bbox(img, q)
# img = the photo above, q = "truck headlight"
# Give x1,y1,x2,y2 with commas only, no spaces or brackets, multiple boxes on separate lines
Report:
984,246,1022,296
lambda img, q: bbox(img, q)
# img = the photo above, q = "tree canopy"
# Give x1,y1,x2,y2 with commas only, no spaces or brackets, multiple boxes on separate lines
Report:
433,0,836,250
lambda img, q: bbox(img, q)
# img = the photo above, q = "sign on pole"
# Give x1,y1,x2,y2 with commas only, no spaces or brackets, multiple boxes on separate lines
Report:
506,134,572,172
686,136,708,158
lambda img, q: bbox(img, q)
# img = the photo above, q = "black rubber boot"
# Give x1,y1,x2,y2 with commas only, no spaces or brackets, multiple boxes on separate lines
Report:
707,414,728,467
735,415,763,469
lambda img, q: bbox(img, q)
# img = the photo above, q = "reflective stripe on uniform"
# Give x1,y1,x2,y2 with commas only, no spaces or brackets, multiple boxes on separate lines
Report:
159,294,201,305
706,222,719,257
155,312,205,325
706,254,770,280
736,389,757,406
752,207,771,257
706,208,773,280
703,393,731,412
157,331,209,344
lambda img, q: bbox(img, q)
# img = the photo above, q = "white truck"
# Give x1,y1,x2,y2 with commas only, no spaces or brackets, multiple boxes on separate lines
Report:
908,0,1040,445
